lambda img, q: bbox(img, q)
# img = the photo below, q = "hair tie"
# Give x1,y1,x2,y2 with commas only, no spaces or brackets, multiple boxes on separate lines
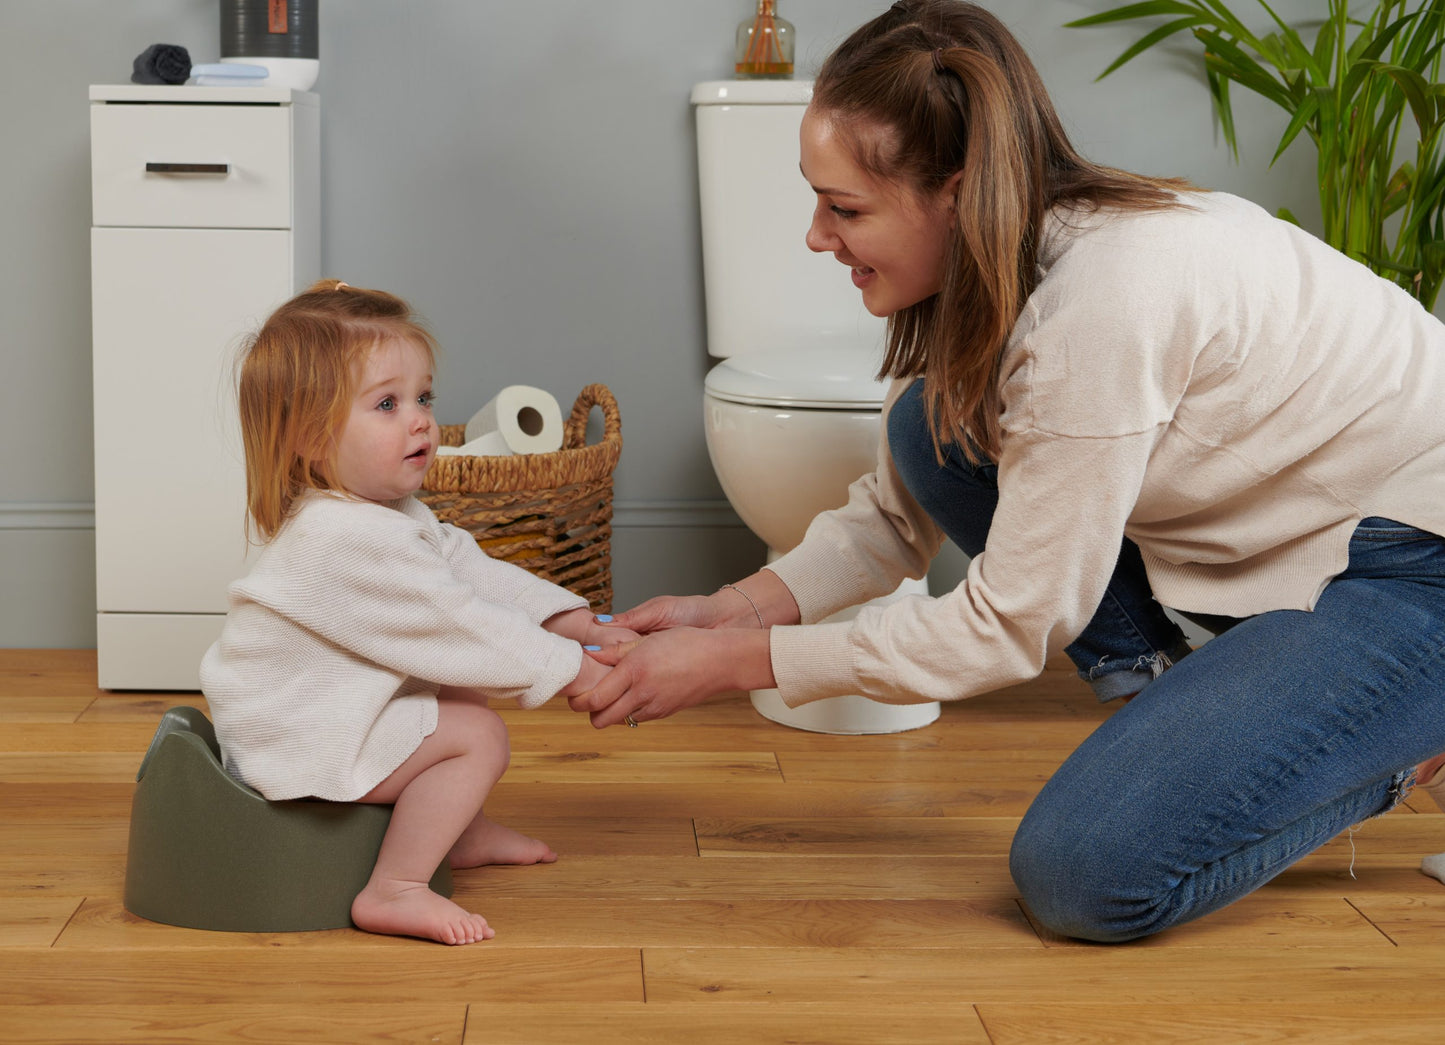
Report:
931,48,947,74
334,281,349,291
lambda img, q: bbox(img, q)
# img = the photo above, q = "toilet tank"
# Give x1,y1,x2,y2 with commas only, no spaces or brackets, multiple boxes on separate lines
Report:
691,80,886,361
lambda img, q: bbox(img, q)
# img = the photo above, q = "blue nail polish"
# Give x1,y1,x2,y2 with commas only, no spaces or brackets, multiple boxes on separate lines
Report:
583,645,601,651
595,614,614,623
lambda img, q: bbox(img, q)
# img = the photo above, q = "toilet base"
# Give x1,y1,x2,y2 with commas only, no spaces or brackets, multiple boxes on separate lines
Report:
749,687,940,734
750,572,939,734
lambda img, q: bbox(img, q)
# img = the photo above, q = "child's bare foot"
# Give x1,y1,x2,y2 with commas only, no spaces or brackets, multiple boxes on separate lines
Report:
351,881,495,945
448,815,558,869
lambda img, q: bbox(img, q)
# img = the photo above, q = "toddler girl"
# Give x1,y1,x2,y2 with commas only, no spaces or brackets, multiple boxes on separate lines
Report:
201,279,630,944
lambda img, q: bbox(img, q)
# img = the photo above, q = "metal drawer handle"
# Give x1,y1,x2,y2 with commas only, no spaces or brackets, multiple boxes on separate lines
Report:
145,162,231,175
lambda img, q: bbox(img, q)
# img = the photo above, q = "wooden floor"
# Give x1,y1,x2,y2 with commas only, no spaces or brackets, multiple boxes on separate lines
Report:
2,648,1443,1044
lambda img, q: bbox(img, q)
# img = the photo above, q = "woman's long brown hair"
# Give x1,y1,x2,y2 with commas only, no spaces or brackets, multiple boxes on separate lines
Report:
812,0,1193,461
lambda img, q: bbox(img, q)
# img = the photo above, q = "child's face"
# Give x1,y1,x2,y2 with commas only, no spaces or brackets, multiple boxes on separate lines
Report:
332,338,439,504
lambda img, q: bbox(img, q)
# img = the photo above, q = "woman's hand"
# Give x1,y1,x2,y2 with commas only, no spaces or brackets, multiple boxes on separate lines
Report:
601,594,724,634
568,627,775,728
604,570,802,636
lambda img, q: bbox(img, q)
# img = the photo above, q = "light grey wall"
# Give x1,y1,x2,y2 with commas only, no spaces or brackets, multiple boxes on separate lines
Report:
1,0,1322,647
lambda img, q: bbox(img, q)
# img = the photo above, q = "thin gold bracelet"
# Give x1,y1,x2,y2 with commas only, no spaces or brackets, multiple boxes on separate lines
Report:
718,583,766,629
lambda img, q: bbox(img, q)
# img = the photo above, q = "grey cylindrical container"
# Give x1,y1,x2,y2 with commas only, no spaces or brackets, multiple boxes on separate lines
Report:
220,0,318,60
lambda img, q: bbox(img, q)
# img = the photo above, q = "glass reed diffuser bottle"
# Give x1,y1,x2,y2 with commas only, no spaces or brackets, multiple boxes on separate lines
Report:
735,0,794,79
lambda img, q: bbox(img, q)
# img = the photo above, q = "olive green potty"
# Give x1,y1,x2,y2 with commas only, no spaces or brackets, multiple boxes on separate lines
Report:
124,706,452,932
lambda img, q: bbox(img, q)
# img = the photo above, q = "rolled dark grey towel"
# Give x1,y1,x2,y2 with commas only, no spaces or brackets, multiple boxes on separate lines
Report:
131,43,192,85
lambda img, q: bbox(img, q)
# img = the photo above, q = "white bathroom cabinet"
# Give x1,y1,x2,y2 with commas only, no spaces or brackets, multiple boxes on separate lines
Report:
89,85,319,689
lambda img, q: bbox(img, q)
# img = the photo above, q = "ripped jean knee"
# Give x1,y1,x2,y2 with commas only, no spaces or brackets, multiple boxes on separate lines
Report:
1081,637,1195,703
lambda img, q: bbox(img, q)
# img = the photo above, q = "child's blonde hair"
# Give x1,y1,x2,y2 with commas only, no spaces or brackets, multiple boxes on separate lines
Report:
238,279,439,540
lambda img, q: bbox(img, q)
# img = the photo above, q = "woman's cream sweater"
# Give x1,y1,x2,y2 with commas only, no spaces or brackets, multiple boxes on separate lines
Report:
767,191,1445,708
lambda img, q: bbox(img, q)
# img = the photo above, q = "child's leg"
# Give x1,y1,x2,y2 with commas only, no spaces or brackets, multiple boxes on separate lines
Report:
433,685,558,868
351,701,510,944
448,813,557,869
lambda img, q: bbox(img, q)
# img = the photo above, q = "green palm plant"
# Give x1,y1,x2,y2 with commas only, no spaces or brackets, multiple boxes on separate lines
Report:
1067,0,1445,308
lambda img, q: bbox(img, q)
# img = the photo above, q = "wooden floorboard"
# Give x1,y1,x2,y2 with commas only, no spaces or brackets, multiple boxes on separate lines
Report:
58,894,1035,950
0,1004,470,1045
2,648,1442,1044
974,1003,1445,1044
638,945,1445,1004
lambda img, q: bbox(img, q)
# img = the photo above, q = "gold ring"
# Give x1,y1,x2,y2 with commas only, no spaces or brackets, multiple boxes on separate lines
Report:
624,714,639,728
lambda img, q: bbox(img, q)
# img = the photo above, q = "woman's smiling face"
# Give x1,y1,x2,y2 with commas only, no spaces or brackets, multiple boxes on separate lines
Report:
800,107,957,318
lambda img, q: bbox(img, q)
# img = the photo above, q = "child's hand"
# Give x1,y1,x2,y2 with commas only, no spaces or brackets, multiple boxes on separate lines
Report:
544,607,641,648
558,647,614,700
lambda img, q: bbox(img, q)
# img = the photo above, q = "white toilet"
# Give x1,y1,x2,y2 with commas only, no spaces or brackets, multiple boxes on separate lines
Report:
692,79,939,735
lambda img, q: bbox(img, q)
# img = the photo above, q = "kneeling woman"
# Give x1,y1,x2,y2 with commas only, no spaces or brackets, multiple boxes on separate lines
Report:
574,0,1445,942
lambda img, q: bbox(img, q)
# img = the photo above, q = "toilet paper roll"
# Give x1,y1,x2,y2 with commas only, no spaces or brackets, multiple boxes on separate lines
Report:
436,431,513,457
464,386,564,455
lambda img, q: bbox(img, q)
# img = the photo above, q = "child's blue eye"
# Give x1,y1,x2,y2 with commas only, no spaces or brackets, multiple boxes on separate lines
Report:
378,396,395,411
419,392,435,408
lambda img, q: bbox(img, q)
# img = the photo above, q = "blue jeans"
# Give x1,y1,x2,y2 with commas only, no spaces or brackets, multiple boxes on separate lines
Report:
889,379,1445,942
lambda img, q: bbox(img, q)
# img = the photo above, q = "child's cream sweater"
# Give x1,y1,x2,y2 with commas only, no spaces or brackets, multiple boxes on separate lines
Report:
767,191,1445,708
200,492,587,801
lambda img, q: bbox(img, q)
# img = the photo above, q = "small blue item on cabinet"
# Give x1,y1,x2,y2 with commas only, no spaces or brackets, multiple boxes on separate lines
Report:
189,62,269,87
191,62,267,77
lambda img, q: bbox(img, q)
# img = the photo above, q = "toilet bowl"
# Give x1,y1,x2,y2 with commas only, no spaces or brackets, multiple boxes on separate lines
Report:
703,344,937,734
704,343,886,554
692,79,939,734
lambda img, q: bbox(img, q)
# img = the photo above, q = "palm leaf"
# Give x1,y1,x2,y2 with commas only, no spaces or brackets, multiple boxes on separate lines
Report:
1312,12,1338,66
1271,91,1322,163
1064,0,1207,28
1197,28,1295,109
1379,61,1437,130
1196,0,1259,38
1256,22,1325,82
1205,64,1242,159
1096,16,1213,77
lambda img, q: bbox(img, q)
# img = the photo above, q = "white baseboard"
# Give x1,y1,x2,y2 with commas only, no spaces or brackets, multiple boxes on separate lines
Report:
0,498,753,648
611,500,743,529
0,502,96,530
0,500,740,532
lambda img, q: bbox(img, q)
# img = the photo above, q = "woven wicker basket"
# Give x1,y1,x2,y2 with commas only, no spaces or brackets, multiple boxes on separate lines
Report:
418,383,621,612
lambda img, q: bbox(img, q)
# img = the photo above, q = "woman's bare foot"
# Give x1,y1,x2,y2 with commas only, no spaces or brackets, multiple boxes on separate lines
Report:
1420,753,1445,785
351,880,494,945
1417,753,1445,812
448,815,558,869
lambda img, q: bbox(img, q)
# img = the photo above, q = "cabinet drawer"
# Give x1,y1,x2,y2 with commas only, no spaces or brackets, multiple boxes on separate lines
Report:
91,102,294,228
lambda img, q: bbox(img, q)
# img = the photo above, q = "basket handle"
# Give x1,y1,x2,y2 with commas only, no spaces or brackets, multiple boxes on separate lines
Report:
564,383,622,450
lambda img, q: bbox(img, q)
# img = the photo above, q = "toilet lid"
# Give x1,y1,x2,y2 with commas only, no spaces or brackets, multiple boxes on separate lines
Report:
705,344,890,409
